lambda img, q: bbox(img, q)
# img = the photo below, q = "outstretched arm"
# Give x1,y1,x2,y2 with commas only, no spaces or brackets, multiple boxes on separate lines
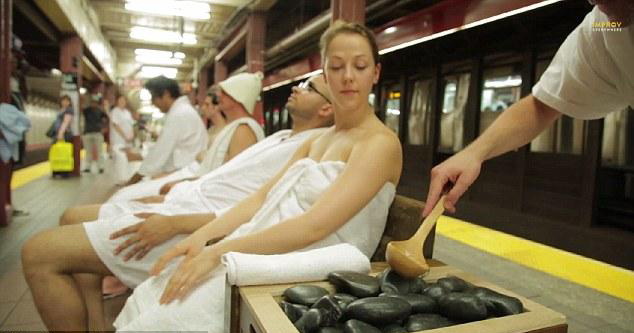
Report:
423,94,561,216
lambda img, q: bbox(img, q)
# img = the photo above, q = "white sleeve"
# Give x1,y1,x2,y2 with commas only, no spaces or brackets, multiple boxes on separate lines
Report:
532,7,627,119
138,115,180,176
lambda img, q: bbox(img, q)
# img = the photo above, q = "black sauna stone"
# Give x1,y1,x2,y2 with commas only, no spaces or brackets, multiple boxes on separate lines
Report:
295,308,326,333
332,293,358,311
379,268,417,294
343,319,382,333
467,287,523,316
312,295,344,327
380,293,437,314
438,292,488,322
437,276,472,292
328,271,381,298
280,301,309,323
345,297,412,326
284,285,330,306
381,323,408,333
405,313,454,331
422,284,450,300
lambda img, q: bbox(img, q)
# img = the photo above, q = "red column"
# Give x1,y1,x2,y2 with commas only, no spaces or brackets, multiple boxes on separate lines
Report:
60,35,83,176
331,0,366,24
197,66,209,106
0,0,11,226
246,11,266,124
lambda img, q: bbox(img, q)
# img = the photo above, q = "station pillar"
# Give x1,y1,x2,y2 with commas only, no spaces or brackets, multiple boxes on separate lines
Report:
331,0,365,24
214,61,227,85
246,11,266,124
0,0,12,226
198,66,209,106
59,35,83,177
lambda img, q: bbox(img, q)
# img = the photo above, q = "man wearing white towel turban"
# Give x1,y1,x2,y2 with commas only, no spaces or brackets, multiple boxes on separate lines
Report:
21,74,335,332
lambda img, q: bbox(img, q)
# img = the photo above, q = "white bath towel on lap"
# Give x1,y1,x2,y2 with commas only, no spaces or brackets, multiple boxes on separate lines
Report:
113,158,396,332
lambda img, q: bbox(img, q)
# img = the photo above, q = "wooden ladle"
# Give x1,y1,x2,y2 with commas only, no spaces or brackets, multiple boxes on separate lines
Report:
386,196,446,278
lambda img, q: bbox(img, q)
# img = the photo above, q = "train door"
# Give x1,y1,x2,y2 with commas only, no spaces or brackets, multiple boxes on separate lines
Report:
598,106,634,232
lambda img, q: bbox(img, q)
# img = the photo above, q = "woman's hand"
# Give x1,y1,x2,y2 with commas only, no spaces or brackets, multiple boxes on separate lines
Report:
158,246,222,304
149,228,211,276
110,213,176,261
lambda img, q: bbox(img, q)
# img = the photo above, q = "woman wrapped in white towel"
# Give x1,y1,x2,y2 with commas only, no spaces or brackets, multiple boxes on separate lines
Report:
113,21,403,332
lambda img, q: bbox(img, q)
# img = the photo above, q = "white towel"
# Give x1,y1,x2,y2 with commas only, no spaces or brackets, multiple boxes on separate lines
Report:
222,243,370,286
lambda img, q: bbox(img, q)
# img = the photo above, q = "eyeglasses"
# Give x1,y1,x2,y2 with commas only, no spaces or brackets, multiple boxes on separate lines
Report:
298,79,330,103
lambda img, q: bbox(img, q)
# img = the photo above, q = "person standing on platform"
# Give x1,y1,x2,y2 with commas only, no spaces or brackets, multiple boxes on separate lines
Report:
110,95,136,184
123,76,208,186
82,95,108,173
423,2,634,216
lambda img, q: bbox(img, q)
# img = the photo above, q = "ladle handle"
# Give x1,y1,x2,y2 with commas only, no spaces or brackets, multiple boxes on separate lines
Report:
410,196,446,244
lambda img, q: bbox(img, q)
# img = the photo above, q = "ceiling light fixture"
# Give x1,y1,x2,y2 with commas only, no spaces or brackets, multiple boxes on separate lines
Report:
135,55,183,66
139,66,178,79
125,0,211,20
130,27,197,45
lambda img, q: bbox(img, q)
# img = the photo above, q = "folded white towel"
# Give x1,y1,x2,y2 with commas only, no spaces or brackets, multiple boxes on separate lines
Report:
222,243,371,286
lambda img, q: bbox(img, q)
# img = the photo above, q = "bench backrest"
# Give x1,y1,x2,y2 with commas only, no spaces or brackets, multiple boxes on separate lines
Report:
371,194,435,262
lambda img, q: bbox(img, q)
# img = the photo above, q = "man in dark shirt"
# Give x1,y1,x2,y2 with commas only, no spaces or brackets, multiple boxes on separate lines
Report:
82,95,108,173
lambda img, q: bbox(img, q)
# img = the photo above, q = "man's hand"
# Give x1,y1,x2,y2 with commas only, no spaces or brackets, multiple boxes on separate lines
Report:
423,150,483,217
159,180,182,195
133,195,165,204
110,213,177,261
124,173,143,186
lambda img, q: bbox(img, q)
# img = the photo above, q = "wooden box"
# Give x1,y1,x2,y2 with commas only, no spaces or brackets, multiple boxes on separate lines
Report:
226,261,567,333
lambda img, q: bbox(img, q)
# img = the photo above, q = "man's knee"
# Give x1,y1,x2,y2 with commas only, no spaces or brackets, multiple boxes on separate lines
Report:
60,207,78,226
22,231,54,276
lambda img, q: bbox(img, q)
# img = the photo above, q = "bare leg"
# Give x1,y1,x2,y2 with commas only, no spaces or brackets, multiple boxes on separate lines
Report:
59,204,102,226
22,224,113,331
58,204,108,330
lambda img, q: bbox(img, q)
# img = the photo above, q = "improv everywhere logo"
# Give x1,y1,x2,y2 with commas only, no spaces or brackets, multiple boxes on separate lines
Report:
592,21,624,32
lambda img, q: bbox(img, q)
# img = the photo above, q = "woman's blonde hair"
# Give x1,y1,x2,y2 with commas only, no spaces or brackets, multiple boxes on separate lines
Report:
319,20,379,65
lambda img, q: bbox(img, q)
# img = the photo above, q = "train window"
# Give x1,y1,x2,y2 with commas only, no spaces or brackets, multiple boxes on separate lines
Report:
439,73,470,153
281,107,289,129
408,79,432,146
272,108,280,130
602,107,633,166
530,59,585,154
479,67,522,134
384,85,401,136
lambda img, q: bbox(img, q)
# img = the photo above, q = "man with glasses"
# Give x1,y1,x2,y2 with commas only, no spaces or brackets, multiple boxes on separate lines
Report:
122,76,208,186
22,74,335,332
424,1,634,216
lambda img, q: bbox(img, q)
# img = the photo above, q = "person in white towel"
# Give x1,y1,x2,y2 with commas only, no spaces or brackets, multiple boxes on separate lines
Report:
122,76,208,186
111,21,401,332
109,95,137,184
107,72,264,203
21,74,336,332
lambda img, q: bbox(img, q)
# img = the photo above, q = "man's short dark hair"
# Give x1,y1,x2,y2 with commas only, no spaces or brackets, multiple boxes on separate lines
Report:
145,76,181,99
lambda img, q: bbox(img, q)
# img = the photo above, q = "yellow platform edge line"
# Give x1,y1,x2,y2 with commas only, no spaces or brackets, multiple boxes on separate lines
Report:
11,150,86,189
437,216,634,303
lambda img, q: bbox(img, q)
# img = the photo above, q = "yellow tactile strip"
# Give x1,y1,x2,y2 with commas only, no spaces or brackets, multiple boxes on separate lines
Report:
11,150,86,189
437,216,634,302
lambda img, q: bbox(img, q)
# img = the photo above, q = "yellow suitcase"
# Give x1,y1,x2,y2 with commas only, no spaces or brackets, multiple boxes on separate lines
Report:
49,141,74,172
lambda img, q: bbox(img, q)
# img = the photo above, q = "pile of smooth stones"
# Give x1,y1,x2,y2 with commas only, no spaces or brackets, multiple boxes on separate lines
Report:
281,269,523,333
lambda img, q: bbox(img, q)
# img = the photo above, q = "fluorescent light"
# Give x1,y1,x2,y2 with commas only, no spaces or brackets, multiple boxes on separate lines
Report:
135,49,173,57
130,27,197,45
139,66,178,79
50,68,62,76
135,55,183,66
79,87,87,94
125,0,210,20
174,52,186,59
